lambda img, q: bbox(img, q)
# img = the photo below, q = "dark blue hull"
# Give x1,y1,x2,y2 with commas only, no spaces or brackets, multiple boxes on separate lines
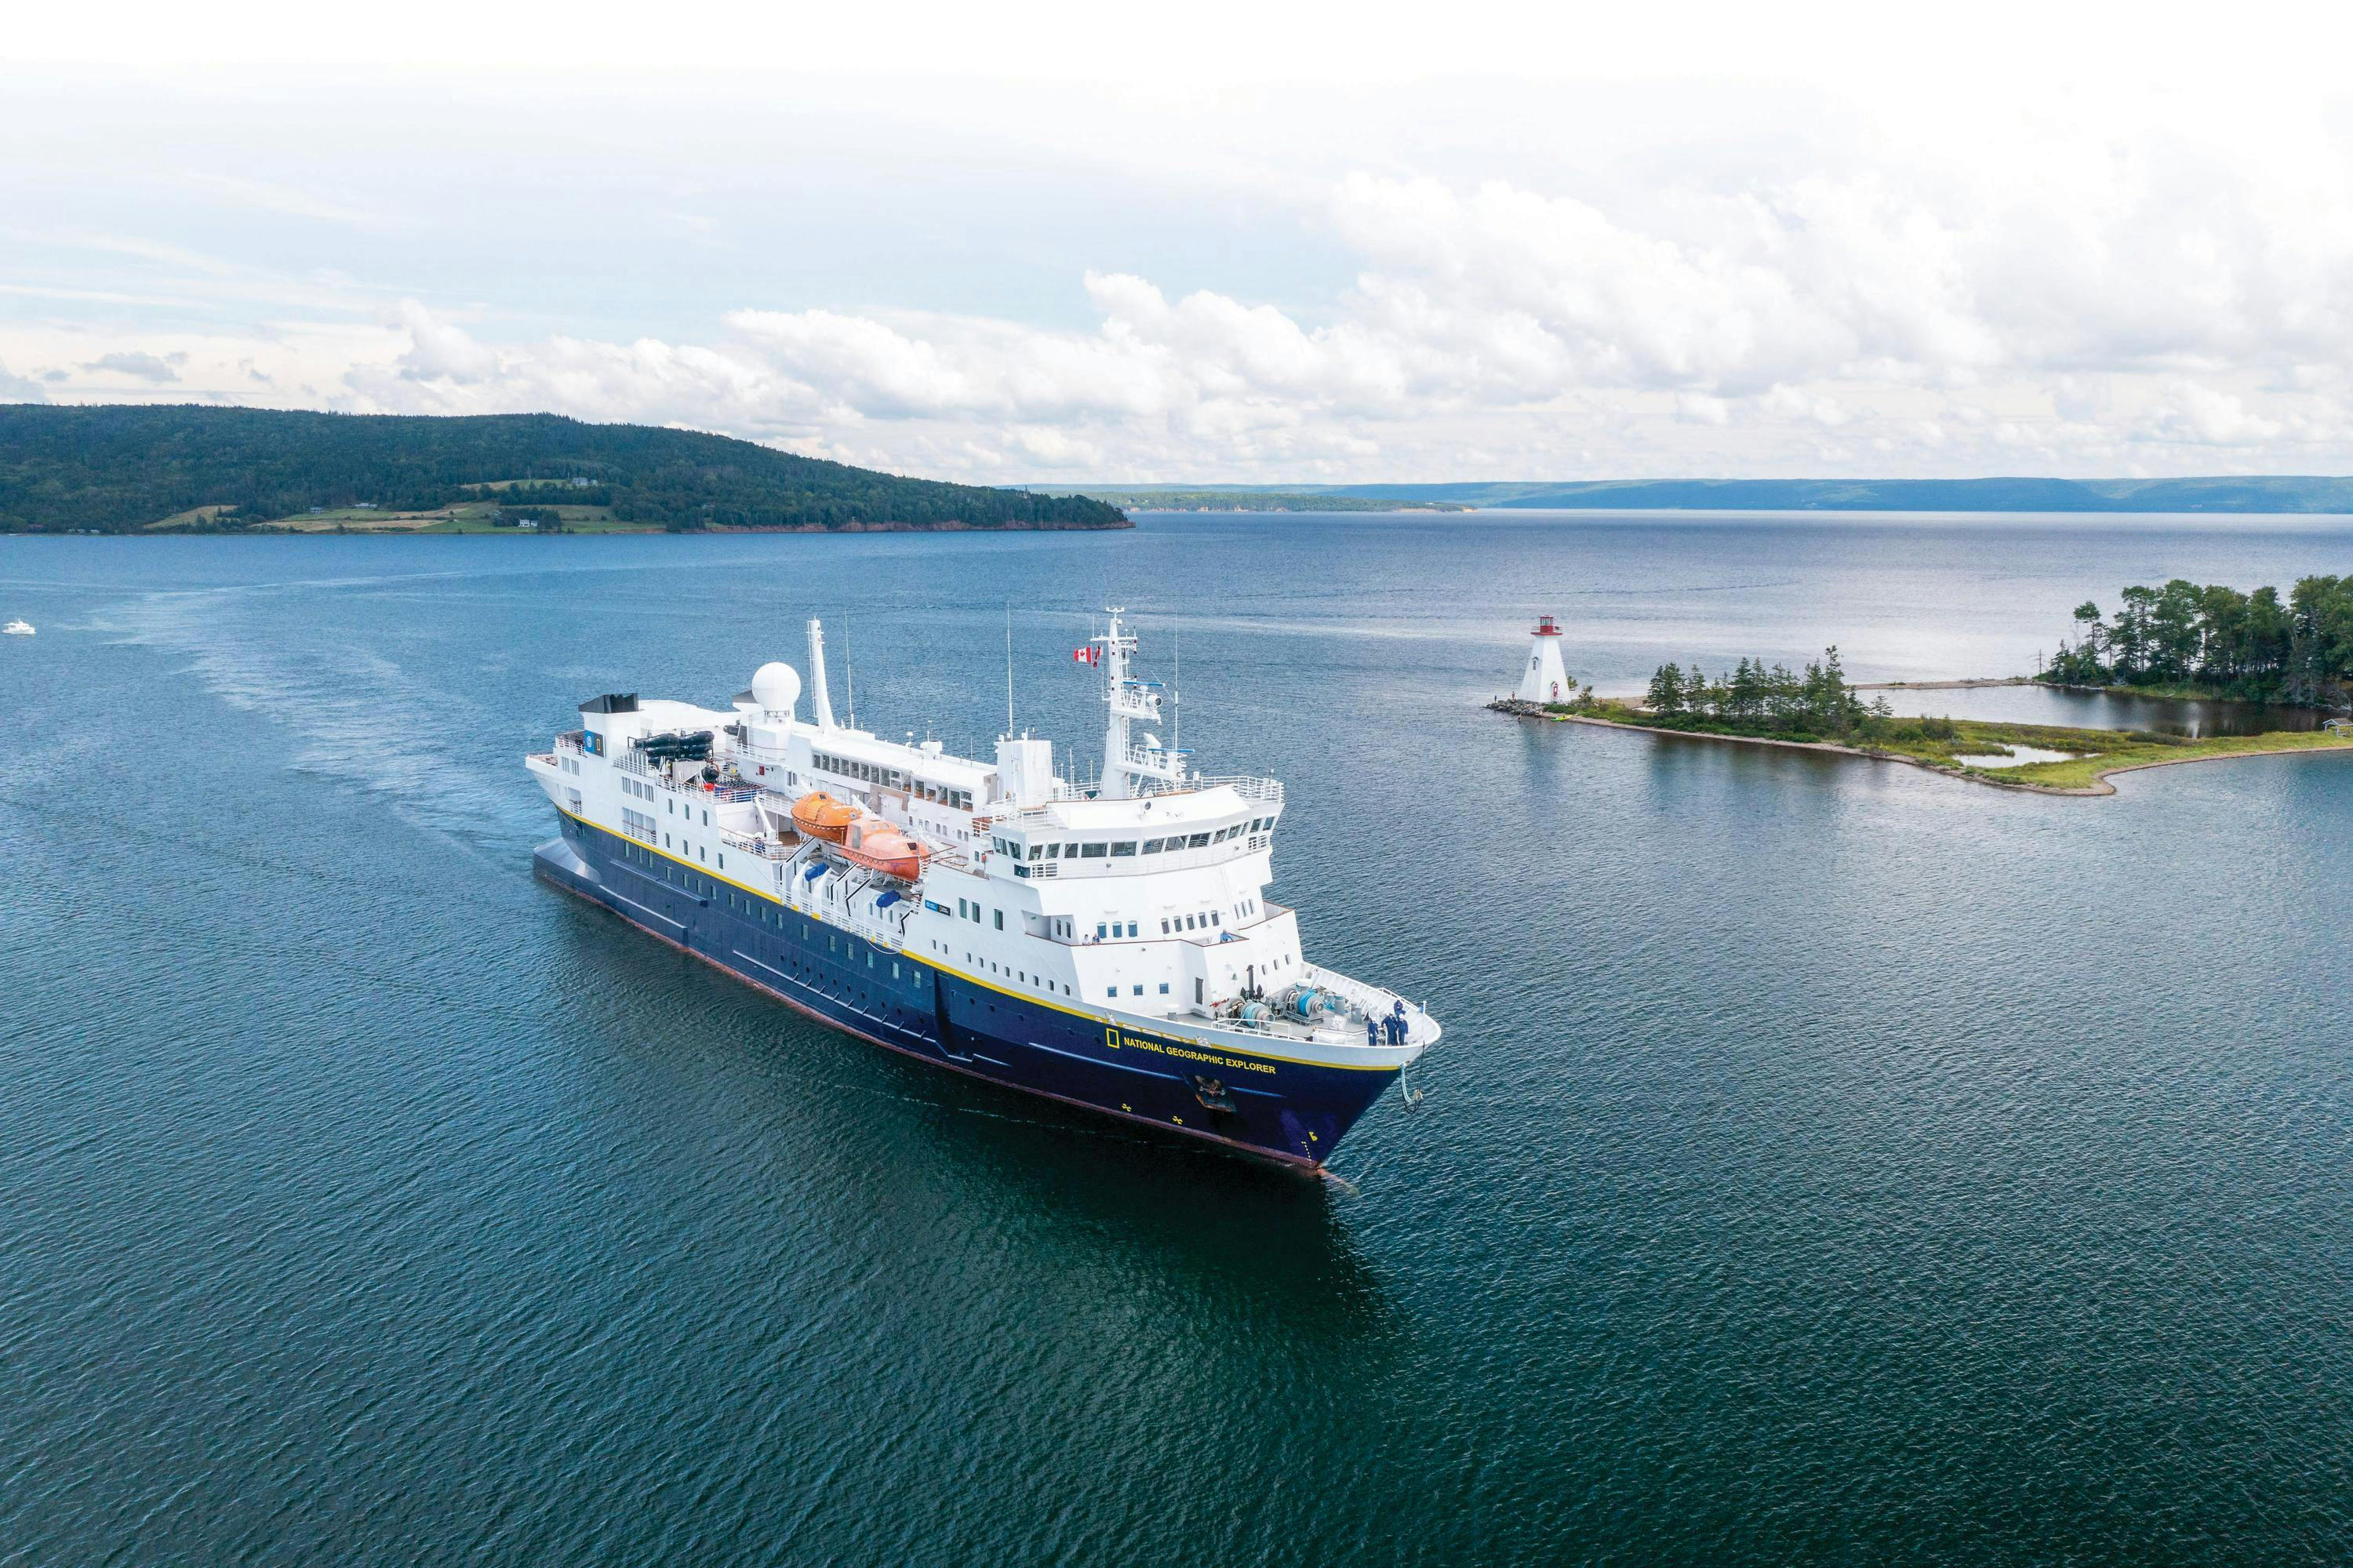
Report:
533,814,1399,1167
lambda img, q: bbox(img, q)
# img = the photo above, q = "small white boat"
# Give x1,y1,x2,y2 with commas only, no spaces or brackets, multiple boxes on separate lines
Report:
2,620,33,636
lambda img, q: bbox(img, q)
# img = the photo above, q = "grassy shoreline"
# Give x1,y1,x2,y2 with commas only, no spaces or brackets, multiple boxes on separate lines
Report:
1503,697,2352,795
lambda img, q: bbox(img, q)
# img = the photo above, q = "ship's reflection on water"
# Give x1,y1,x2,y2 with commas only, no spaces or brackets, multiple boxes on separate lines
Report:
553,905,1403,1341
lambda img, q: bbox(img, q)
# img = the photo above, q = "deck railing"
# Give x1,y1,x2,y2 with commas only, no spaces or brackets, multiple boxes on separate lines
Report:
718,828,795,860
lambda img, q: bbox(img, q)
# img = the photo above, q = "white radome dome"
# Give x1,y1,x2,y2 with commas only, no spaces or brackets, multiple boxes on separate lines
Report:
751,660,802,715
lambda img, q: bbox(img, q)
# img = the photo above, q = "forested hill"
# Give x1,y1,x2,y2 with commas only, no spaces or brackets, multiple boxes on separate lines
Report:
0,406,1129,533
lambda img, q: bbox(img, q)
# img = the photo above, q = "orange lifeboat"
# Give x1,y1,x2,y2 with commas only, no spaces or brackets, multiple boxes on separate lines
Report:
838,813,933,880
791,791,857,843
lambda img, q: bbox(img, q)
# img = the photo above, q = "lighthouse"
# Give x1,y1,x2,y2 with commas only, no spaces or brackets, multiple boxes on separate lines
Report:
1515,615,1572,704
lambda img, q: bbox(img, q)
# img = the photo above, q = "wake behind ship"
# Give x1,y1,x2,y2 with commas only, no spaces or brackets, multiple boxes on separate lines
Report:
525,611,1436,1168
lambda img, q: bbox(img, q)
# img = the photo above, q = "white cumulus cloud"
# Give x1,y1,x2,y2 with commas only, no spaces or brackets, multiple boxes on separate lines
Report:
17,72,2353,483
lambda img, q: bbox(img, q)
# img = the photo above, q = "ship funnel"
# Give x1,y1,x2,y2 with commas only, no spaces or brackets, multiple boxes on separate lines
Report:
995,733,1053,809
806,618,838,729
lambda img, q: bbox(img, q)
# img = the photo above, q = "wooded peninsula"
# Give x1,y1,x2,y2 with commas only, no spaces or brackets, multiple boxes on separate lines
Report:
1497,643,2352,796
0,406,1130,534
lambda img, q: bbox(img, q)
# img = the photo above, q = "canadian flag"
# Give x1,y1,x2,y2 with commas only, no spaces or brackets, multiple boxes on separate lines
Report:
1072,646,1100,666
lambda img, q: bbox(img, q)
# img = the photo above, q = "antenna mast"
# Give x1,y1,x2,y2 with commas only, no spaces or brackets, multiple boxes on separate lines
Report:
1171,623,1181,760
1005,602,1015,736
842,619,856,731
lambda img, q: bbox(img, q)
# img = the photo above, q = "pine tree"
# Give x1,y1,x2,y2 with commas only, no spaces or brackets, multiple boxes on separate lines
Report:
1727,657,1764,719
1646,664,1686,715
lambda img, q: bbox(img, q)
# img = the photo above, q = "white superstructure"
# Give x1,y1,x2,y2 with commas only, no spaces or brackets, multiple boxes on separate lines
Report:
526,611,1439,1064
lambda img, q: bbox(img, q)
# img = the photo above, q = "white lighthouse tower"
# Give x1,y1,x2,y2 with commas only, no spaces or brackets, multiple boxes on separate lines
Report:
1515,615,1572,704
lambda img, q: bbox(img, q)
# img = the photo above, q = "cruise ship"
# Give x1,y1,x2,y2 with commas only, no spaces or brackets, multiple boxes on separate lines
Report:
525,612,1436,1169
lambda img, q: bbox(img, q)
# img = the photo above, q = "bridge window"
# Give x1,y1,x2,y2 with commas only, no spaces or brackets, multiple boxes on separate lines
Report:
1079,842,1107,859
1142,839,1163,853
1045,842,1061,859
1186,832,1209,849
1111,841,1136,857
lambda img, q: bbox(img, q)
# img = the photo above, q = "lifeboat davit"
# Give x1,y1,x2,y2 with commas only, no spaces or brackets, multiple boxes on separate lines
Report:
791,791,857,843
838,813,933,880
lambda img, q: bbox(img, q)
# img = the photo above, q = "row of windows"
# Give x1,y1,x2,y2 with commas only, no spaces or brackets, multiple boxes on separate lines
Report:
618,838,718,897
622,777,655,802
1085,897,1262,942
814,750,973,810
618,821,729,873
595,832,952,1036
718,887,923,989
955,945,1076,997
951,904,1240,945
1006,814,1275,864
936,900,1263,948
620,833,926,995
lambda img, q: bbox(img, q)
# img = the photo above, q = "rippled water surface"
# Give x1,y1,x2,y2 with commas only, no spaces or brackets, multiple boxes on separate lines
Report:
5,511,2353,1565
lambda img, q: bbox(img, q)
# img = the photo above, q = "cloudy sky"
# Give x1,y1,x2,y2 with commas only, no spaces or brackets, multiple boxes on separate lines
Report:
9,1,2353,484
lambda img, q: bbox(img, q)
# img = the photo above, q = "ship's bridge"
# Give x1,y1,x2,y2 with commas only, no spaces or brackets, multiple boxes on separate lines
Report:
980,781,1280,881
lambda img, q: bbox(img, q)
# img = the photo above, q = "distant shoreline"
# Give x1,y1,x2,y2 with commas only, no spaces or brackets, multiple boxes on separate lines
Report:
1849,676,2033,690
1096,476,2353,515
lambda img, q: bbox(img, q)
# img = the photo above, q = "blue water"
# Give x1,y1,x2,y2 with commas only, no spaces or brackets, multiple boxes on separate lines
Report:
5,511,2353,1564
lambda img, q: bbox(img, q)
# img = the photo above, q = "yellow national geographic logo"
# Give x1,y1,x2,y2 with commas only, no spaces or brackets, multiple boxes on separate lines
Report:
1103,1024,1277,1075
